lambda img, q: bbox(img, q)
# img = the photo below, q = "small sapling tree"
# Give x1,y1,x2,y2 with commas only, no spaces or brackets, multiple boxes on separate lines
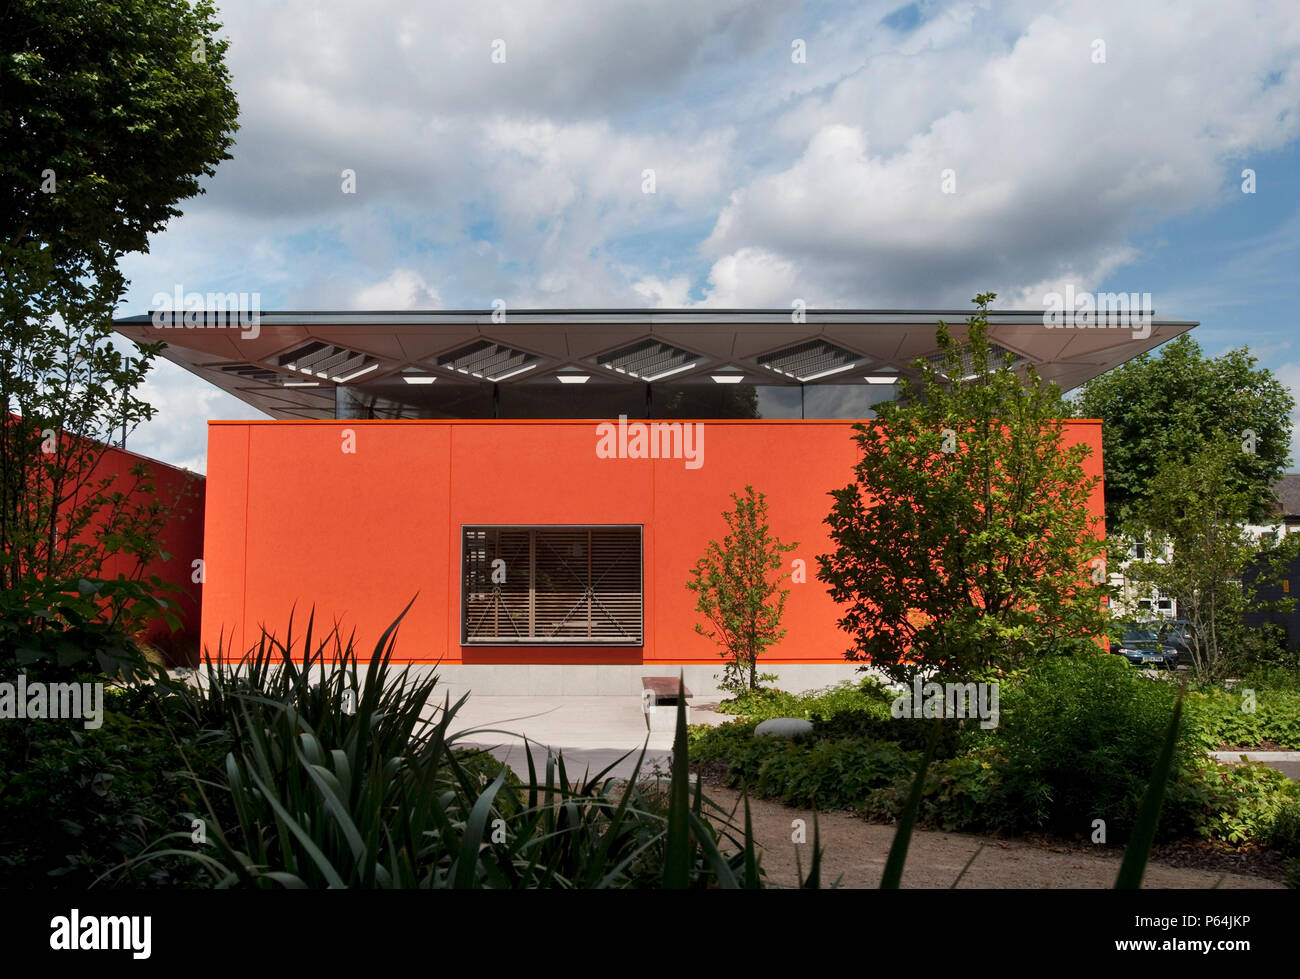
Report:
687,486,798,694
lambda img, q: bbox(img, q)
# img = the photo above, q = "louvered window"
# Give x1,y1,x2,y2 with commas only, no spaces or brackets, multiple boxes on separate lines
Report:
462,526,643,644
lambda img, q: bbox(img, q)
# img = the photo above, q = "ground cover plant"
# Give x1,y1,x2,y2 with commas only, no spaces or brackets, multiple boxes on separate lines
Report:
5,596,1290,888
689,655,1300,876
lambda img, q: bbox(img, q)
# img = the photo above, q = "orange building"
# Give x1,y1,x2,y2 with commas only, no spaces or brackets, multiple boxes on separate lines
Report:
113,308,1195,693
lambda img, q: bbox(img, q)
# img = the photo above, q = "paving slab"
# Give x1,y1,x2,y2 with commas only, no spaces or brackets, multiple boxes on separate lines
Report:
1211,751,1300,780
439,695,697,781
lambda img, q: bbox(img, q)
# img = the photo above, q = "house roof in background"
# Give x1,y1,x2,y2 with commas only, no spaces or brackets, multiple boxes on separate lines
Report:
1273,474,1300,518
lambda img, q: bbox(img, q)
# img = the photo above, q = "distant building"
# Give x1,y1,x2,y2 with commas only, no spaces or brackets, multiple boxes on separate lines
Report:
1112,474,1300,622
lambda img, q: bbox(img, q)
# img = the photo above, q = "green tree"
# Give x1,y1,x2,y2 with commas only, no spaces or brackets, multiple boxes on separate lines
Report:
1,0,237,641
687,486,798,694
2,0,240,263
1070,334,1292,533
817,294,1109,683
1122,434,1300,680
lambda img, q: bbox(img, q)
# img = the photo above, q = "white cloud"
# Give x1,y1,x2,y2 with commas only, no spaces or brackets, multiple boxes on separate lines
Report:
128,359,268,475
699,0,1300,306
352,268,443,309
106,0,1300,469
697,247,801,307
631,274,692,307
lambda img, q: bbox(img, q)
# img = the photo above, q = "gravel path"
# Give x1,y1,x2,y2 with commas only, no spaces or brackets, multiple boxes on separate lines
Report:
698,782,1286,889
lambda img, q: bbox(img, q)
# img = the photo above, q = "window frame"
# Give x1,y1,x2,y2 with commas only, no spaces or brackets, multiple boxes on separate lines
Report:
459,524,644,646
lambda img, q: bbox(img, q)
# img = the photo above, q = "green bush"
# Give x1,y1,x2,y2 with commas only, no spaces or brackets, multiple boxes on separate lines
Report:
0,577,174,684
0,699,229,888
862,747,1018,833
714,678,893,721
1164,759,1300,854
711,677,979,758
963,654,1192,839
1184,687,1300,748
695,653,1300,863
748,738,914,809
1236,663,1300,693
1269,795,1300,858
688,717,761,764
690,716,920,811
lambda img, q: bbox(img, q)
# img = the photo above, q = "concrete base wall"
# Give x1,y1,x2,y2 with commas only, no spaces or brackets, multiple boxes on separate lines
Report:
408,662,870,699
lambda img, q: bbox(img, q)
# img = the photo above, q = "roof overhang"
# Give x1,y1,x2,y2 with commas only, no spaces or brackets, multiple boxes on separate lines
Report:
112,308,1198,419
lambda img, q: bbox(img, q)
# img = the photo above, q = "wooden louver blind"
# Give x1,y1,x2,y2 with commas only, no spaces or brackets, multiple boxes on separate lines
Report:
463,526,642,644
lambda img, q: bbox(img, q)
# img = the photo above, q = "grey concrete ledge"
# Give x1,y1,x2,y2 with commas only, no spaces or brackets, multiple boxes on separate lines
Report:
406,663,871,699
1210,751,1300,762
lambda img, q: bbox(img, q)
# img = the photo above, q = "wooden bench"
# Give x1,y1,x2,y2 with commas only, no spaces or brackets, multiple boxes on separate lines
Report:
641,677,692,731
641,676,692,706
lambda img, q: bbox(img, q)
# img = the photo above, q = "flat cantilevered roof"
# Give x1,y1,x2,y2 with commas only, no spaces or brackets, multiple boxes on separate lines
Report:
112,308,1197,419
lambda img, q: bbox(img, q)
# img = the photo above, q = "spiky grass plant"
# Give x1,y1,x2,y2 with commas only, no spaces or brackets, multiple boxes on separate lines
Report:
143,613,774,888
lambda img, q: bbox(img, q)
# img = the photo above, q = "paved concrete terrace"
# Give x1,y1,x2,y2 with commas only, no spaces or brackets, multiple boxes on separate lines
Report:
1211,751,1300,780
442,696,728,782
439,701,1300,785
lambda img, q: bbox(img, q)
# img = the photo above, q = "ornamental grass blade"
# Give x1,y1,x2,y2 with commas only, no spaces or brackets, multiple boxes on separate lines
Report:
742,792,761,889
1116,686,1184,890
880,718,940,889
243,763,347,888
687,810,739,889
800,812,823,889
452,768,507,889
662,674,692,889
951,843,984,889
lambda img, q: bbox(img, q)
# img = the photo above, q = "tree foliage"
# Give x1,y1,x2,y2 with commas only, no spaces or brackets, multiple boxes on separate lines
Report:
1122,434,1300,680
817,294,1109,682
0,0,237,639
687,486,798,694
1,0,240,264
1070,334,1292,532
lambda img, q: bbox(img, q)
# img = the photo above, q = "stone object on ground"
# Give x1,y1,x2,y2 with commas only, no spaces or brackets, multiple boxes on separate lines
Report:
754,717,814,739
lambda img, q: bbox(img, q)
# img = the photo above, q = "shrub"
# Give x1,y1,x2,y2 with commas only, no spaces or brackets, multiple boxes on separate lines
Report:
0,700,228,888
692,651,1300,865
158,608,760,889
0,577,167,684
751,738,915,809
862,747,1018,834
1269,794,1300,858
690,720,915,811
1184,687,1300,748
1164,758,1300,853
969,654,1194,839
1236,663,1300,693
714,678,893,721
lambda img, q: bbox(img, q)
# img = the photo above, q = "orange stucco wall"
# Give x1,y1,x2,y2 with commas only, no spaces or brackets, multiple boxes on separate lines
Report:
90,444,206,654
201,419,1105,664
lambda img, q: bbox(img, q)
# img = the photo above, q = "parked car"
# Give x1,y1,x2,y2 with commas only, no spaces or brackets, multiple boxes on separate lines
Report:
1158,618,1195,657
1108,622,1181,669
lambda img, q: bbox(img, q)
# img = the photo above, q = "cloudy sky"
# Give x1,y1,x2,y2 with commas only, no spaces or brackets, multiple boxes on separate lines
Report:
115,0,1300,472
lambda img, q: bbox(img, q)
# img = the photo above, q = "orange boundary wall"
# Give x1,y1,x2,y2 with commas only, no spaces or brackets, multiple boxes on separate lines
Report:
201,419,1105,664
91,444,206,653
